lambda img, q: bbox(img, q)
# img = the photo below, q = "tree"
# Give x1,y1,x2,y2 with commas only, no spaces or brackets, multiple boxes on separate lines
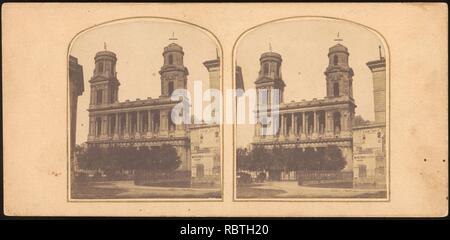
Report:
236,147,250,171
269,145,284,170
295,146,346,171
155,144,181,171
120,146,139,170
76,144,181,173
237,144,347,176
353,115,370,127
77,145,104,170
288,146,303,171
322,145,346,171
250,145,269,172
134,147,152,170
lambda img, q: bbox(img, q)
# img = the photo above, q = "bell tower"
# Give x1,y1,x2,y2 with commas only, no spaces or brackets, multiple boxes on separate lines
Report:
89,43,120,107
159,42,189,97
254,50,285,106
254,49,285,139
324,38,354,99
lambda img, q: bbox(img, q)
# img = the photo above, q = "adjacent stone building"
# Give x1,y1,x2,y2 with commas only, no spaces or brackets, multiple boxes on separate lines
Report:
69,55,84,155
190,57,221,187
352,49,386,188
352,122,386,188
190,124,221,187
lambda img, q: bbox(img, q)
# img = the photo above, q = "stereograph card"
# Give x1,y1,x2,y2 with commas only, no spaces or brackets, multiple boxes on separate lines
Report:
2,3,448,217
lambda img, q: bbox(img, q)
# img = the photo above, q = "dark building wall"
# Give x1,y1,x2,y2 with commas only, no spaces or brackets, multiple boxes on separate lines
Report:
69,55,84,154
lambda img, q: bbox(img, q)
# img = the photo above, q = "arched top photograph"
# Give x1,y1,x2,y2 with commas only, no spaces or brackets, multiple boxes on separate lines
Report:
68,17,223,200
233,17,389,200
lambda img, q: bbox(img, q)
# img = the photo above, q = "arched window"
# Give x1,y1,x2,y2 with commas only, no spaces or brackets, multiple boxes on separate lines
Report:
109,114,115,134
333,82,340,97
168,54,173,65
96,89,103,104
110,89,115,103
263,63,269,75
97,62,104,73
96,117,102,136
333,55,339,65
333,112,341,134
168,81,174,95
196,164,204,178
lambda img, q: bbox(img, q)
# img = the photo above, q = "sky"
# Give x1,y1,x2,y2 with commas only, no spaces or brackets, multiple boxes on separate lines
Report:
69,18,386,148
70,19,219,145
235,18,386,148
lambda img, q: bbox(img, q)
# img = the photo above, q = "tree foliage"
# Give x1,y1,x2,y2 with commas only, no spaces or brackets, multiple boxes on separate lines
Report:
236,145,347,172
353,115,370,127
76,144,181,173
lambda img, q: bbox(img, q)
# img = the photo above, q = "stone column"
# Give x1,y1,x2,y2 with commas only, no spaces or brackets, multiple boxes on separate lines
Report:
341,110,351,138
114,114,119,139
124,112,130,138
289,113,295,136
147,110,153,137
160,110,168,136
88,116,95,140
278,114,282,136
104,88,109,105
103,87,107,105
106,115,111,137
91,87,95,105
274,115,280,136
301,112,306,139
93,118,97,137
326,111,333,137
293,114,297,136
312,111,318,138
284,114,288,136
341,111,348,131
88,117,92,135
136,111,141,138
101,115,108,138
305,113,310,136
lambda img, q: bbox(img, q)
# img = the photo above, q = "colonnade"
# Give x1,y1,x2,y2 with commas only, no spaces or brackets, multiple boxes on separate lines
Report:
89,108,182,140
257,109,352,139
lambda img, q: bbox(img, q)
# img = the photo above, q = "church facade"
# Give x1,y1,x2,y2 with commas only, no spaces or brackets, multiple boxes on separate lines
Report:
85,42,222,187
86,43,194,172
253,43,356,173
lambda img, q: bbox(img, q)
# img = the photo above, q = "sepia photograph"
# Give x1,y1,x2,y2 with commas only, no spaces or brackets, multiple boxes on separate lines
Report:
2,3,447,217
234,17,389,200
69,18,222,200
